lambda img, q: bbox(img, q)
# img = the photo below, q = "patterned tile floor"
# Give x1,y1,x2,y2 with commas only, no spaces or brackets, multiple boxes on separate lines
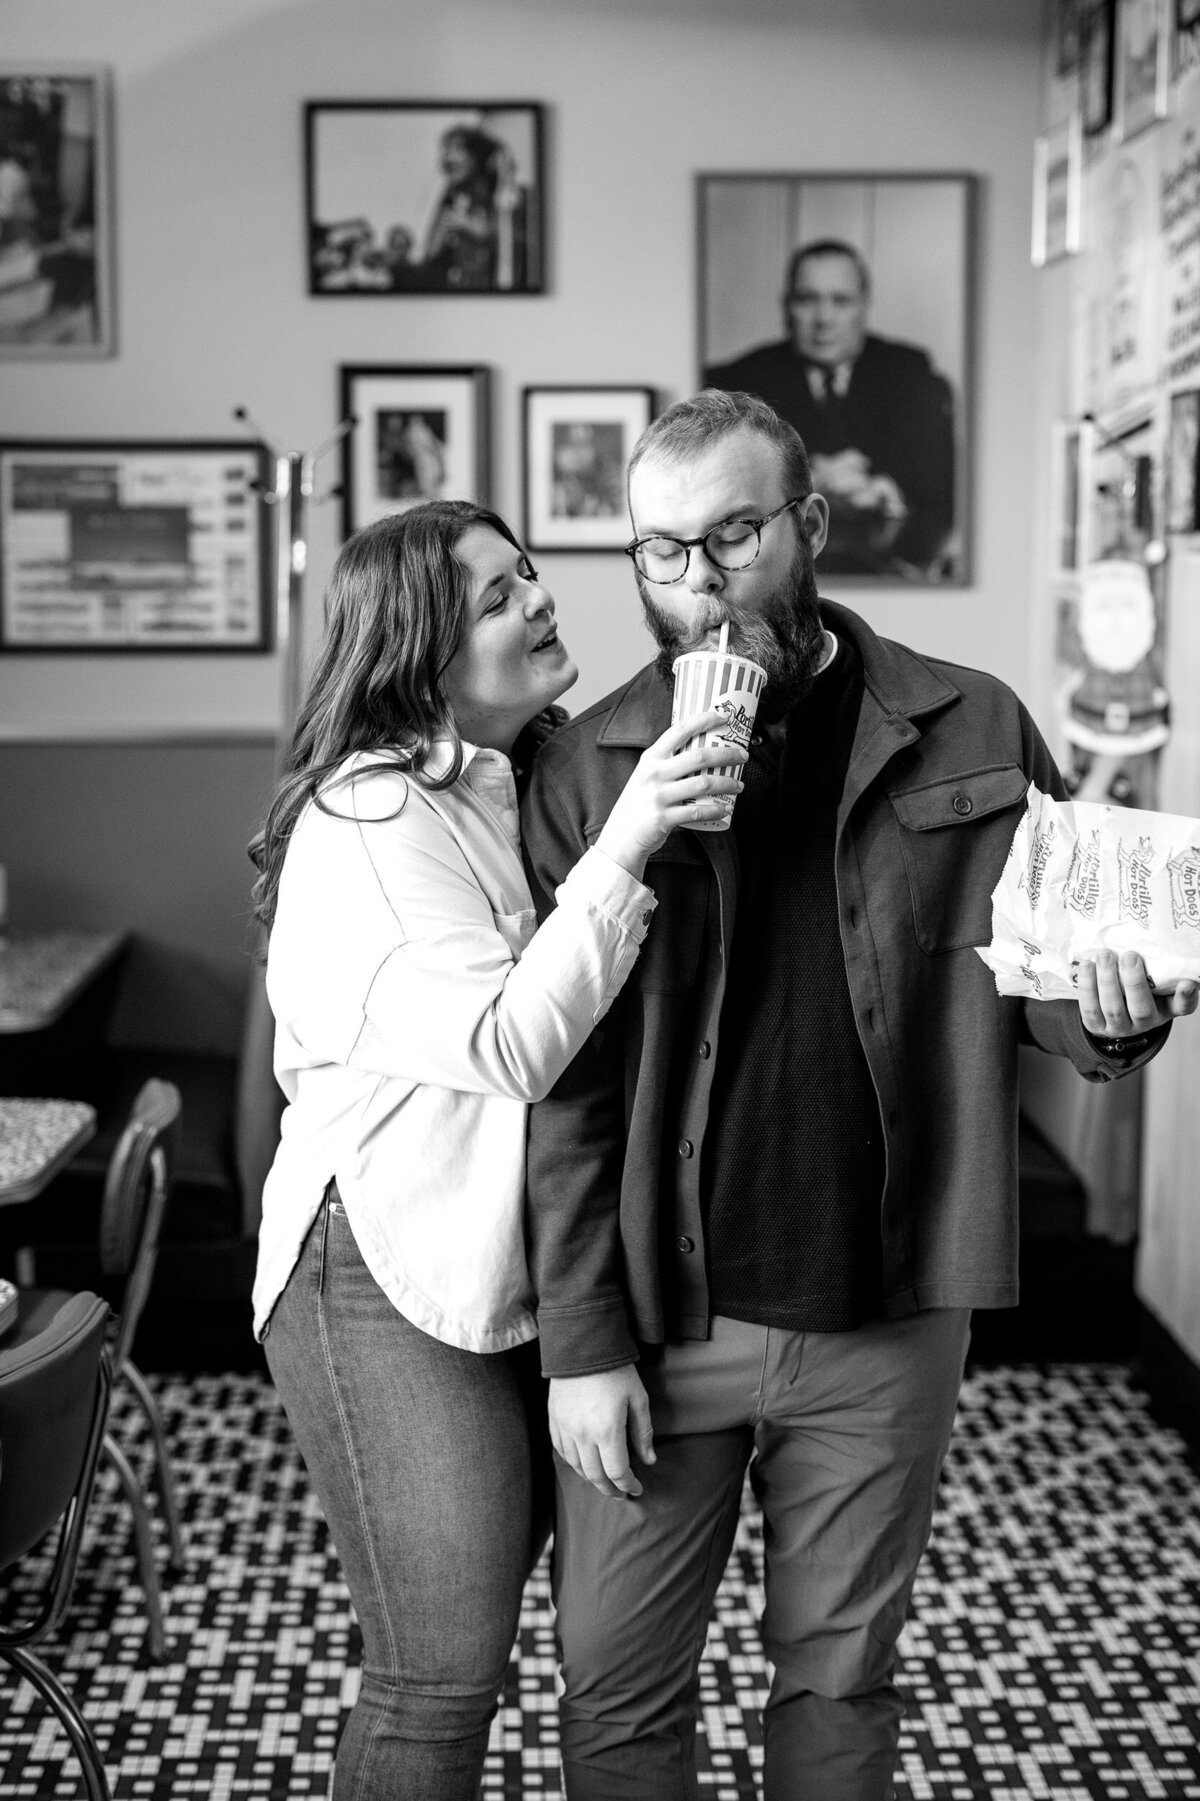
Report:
2,1364,1199,1798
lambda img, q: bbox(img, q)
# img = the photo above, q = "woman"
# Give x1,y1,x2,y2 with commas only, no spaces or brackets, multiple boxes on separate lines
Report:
249,499,743,1800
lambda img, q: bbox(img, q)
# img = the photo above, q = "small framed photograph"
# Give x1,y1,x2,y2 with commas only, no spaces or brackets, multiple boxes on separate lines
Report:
1167,389,1200,532
0,66,114,356
0,440,272,650
339,365,490,539
306,101,544,295
1081,0,1117,135
1116,0,1170,140
1032,115,1083,265
1051,418,1094,575
522,386,654,552
698,171,973,583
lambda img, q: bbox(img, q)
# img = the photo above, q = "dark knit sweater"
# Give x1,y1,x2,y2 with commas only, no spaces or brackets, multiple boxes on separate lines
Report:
702,634,885,1331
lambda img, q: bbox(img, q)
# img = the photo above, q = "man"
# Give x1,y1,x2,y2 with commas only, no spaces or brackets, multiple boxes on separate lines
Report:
703,239,956,576
520,389,1196,1800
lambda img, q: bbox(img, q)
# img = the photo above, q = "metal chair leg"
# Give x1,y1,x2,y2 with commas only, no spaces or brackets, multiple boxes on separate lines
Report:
102,1433,167,1663
122,1361,186,1574
3,1643,112,1800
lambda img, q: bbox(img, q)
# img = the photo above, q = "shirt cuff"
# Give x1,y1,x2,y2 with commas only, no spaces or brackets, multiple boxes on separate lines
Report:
557,845,657,939
1083,1021,1170,1060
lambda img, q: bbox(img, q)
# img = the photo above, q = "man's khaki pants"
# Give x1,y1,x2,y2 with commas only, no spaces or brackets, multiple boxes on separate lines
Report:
553,1308,971,1801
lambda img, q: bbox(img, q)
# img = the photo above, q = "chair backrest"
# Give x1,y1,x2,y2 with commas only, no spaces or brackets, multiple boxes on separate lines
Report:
0,1291,111,1604
99,1078,182,1374
234,963,284,1238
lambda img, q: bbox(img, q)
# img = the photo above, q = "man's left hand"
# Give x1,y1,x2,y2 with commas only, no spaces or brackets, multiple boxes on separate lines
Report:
1076,949,1199,1042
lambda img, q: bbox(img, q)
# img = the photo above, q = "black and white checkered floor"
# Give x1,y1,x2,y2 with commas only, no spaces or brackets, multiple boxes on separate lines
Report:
2,1364,1199,1799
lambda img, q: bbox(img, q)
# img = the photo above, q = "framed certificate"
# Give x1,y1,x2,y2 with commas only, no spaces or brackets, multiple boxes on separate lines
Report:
0,440,272,650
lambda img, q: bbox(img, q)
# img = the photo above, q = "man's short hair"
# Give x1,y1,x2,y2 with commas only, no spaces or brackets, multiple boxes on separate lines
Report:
628,388,812,501
785,238,871,299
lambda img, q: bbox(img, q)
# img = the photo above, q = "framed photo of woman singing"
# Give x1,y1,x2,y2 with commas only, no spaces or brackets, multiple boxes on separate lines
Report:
306,101,544,295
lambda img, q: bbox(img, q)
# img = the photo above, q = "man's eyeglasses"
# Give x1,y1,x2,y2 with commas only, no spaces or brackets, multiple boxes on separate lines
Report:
624,496,809,585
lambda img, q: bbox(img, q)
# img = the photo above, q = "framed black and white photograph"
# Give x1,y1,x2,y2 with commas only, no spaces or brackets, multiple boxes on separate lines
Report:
698,171,973,583
1081,0,1118,135
1116,0,1170,141
1167,388,1200,531
306,102,544,296
0,440,272,650
1051,418,1094,575
1032,115,1083,265
522,386,653,552
0,67,114,356
339,365,490,539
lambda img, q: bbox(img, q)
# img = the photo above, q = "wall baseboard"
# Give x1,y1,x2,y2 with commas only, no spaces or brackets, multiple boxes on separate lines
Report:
1135,1303,1200,1463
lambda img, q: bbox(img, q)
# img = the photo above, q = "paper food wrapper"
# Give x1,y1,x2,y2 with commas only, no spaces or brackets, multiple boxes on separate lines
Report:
977,784,1200,1000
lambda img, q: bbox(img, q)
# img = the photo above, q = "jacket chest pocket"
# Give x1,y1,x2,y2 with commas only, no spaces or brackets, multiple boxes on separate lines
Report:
635,837,710,993
889,764,1028,954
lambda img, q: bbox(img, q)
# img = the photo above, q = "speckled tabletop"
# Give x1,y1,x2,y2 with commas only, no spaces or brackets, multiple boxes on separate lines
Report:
0,931,126,1032
0,1095,96,1203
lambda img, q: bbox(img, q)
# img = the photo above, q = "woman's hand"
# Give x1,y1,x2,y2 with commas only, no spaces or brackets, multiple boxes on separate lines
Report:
595,709,748,880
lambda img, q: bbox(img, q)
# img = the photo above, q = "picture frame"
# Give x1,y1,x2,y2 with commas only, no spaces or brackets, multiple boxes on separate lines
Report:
521,386,654,553
1116,0,1170,141
1167,388,1200,531
0,66,114,356
1051,417,1094,575
1081,0,1117,135
1032,115,1084,265
339,365,490,539
697,171,974,584
306,101,544,296
0,440,272,651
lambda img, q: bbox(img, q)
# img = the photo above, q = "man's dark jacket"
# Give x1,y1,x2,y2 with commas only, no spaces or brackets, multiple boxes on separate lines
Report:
521,601,1163,1378
703,334,955,572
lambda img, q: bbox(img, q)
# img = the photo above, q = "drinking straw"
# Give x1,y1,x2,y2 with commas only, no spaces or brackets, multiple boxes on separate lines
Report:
718,621,729,654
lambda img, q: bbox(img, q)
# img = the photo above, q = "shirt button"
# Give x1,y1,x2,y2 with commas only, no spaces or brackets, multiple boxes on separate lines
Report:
677,1235,695,1253
698,1040,711,1059
750,732,762,746
641,909,653,926
678,1139,694,1159
952,793,973,816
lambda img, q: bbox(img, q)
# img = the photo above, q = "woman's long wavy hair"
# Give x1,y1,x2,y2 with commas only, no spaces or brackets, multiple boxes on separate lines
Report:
248,499,564,939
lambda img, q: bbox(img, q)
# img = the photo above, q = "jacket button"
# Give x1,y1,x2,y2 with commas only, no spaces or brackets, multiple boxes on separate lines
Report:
698,1040,711,1059
677,1235,695,1253
678,1139,694,1159
952,793,973,816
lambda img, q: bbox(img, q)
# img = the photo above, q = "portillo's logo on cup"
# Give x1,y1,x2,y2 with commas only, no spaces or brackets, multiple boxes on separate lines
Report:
671,648,768,833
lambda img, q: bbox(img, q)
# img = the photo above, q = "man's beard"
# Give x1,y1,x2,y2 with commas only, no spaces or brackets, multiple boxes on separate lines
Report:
638,538,826,722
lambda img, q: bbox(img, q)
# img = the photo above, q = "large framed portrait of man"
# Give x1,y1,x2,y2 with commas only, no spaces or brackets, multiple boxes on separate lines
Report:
698,172,976,584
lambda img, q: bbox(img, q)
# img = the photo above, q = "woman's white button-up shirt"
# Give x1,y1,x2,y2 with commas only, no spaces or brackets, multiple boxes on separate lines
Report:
253,744,655,1353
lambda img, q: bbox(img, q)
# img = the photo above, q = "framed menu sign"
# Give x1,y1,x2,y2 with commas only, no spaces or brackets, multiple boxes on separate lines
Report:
0,440,272,650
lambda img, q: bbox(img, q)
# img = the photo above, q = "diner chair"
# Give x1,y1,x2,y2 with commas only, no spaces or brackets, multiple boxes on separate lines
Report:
0,1287,114,1801
31,967,282,1368
21,1079,185,1662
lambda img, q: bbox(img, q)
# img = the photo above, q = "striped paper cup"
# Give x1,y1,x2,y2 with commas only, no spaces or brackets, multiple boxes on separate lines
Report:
671,649,768,831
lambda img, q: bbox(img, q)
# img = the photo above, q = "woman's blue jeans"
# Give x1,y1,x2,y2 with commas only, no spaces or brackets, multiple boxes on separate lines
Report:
263,1190,550,1800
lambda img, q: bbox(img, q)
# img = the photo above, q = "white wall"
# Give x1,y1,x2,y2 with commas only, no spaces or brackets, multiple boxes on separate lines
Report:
1,0,1042,738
